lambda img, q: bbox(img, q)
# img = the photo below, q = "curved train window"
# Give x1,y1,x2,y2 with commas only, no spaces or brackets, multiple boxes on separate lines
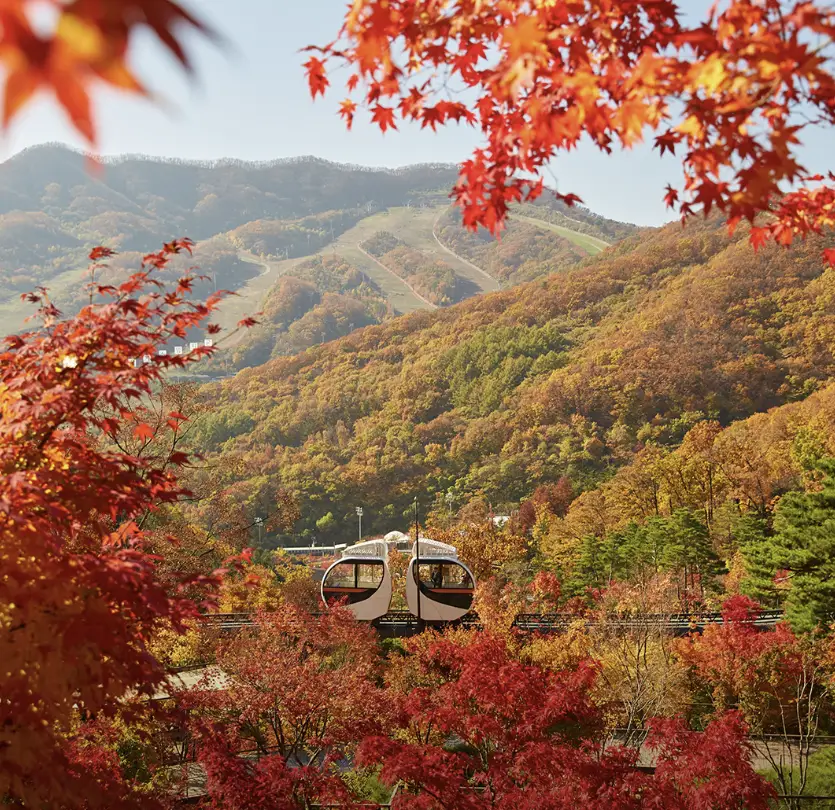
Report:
416,563,473,590
325,561,384,589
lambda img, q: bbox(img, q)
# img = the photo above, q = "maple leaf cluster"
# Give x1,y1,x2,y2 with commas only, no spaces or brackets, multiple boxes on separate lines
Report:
0,241,241,807
307,1,835,263
356,632,775,810
182,606,391,809
0,0,214,142
7,2,831,265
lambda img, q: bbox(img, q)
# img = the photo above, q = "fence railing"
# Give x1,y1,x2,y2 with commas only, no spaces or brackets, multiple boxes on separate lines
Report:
194,609,786,635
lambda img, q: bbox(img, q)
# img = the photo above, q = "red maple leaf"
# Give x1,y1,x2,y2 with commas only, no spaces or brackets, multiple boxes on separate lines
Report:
303,56,329,98
133,422,155,441
89,246,116,261
749,226,770,251
370,104,397,132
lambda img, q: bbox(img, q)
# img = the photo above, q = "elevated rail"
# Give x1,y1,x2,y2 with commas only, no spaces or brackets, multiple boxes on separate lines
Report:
513,609,783,633
196,609,785,637
281,543,347,555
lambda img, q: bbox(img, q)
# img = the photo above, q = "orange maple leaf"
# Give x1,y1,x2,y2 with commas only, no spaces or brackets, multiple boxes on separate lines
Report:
749,227,770,251
339,98,357,129
371,104,397,132
304,56,329,98
133,422,155,441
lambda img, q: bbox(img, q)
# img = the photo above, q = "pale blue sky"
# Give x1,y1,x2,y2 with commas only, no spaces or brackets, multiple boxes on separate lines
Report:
3,1,832,226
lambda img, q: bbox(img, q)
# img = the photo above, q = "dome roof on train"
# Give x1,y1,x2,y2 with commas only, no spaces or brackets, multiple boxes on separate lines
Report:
411,538,458,558
341,539,388,558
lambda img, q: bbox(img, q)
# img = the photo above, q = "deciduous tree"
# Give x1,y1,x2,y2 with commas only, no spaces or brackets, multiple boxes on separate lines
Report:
308,1,835,265
0,241,241,806
677,595,835,805
184,605,391,809
359,633,773,809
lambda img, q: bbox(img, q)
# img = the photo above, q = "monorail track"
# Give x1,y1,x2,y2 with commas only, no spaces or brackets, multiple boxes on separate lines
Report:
196,609,784,638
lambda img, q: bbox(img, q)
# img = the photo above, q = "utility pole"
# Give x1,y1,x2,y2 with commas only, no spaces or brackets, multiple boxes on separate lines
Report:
356,506,363,544
414,497,421,624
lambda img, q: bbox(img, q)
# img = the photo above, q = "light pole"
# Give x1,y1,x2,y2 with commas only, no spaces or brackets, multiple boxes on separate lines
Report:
414,497,421,624
356,506,363,544
254,516,263,544
445,490,455,515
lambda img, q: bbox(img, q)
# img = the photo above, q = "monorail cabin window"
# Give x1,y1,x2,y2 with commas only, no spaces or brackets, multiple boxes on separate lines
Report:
417,563,474,590
326,561,384,589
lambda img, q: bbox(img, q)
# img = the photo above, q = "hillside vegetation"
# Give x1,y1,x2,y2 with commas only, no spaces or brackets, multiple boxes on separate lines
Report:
437,209,595,284
0,145,637,349
229,254,391,369
189,214,835,544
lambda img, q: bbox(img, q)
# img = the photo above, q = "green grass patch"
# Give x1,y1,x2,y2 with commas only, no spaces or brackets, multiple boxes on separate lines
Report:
510,213,610,255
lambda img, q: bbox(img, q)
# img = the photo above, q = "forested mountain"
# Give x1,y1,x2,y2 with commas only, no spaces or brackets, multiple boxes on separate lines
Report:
0,143,458,234
0,145,455,328
188,214,835,545
0,143,638,362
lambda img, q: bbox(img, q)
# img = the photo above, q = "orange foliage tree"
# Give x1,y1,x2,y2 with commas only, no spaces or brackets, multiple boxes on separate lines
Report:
305,1,835,263
184,605,391,809
0,242,244,807
7,2,834,264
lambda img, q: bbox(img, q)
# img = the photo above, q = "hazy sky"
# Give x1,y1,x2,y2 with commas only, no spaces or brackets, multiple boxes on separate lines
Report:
3,0,832,226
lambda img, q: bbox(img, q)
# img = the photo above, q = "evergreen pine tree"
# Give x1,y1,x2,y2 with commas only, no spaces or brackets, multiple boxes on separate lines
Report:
600,529,627,584
770,459,835,632
737,513,781,609
567,534,607,597
620,517,667,579
661,509,725,602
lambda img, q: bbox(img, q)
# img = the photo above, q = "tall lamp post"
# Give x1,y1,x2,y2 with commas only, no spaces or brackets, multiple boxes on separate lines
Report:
254,516,263,545
445,490,455,516
414,497,421,625
355,506,363,544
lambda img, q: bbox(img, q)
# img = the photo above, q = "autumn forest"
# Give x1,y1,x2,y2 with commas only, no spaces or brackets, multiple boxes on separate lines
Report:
4,2,835,810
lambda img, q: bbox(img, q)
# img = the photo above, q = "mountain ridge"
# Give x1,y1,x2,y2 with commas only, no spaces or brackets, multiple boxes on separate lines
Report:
0,144,640,359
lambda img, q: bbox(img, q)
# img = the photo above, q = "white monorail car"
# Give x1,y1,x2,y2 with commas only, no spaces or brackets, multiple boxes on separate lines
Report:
405,538,476,622
320,539,392,620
